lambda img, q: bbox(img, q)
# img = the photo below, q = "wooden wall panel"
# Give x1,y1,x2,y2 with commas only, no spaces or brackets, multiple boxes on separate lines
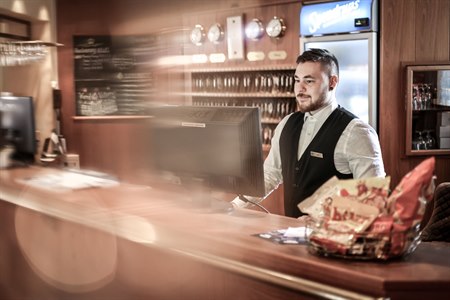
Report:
379,0,450,188
415,0,450,61
56,0,153,181
276,2,301,62
183,1,301,69
70,119,153,183
379,0,416,187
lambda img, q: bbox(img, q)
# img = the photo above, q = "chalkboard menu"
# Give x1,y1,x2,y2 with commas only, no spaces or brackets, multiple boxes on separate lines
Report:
73,35,156,116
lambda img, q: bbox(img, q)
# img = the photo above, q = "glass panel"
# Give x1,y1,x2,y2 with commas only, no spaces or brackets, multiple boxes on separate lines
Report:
304,39,370,124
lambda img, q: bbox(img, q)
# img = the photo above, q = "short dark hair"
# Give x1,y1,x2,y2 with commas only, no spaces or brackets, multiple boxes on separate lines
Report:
296,48,339,76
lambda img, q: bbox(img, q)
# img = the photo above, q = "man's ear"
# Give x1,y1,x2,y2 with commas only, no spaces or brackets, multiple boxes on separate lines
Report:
329,75,338,91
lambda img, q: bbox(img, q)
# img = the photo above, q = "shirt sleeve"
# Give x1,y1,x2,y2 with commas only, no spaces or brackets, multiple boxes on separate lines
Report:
335,119,386,179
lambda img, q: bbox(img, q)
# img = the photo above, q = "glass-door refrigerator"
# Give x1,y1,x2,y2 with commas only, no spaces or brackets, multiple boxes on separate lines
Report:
299,0,378,130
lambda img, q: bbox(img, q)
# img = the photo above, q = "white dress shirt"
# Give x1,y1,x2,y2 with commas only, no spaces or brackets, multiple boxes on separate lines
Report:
232,102,385,208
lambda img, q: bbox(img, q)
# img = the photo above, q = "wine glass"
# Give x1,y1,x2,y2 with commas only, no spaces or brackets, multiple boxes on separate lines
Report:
412,131,427,150
424,130,436,149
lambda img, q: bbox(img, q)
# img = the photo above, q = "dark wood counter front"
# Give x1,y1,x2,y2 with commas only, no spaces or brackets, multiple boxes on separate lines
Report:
1,166,450,300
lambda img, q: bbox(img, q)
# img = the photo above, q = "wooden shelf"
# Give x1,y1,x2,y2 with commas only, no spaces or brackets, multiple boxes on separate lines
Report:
413,105,450,112
188,66,296,73
188,92,294,98
406,149,450,156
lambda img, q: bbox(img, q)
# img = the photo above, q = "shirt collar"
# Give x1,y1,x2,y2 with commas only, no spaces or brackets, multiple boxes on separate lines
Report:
303,101,337,122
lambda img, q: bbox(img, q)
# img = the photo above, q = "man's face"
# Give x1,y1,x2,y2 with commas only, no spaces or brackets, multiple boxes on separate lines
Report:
294,61,336,113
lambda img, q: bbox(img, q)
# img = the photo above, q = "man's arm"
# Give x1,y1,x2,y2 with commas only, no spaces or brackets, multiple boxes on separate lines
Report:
337,119,386,179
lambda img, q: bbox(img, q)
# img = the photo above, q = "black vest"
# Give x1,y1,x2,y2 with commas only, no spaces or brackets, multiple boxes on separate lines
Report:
280,106,356,218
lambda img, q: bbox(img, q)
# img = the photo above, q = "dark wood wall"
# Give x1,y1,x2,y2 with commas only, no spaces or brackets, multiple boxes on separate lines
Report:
379,0,450,187
56,0,450,188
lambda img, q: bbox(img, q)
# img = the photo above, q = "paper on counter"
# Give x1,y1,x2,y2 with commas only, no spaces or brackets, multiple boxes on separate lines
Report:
254,226,312,245
17,170,119,192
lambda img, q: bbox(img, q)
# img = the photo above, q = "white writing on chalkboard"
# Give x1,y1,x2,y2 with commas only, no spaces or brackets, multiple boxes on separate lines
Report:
74,35,156,116
74,47,110,54
78,87,118,116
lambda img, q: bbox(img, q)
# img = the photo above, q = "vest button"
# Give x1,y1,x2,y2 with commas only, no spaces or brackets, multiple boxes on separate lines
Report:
292,183,297,188
295,167,299,171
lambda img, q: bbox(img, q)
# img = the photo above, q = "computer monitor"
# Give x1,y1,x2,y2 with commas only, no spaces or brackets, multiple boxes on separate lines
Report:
148,105,265,199
0,96,36,164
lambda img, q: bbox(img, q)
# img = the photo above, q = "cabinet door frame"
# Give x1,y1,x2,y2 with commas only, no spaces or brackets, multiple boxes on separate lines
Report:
404,61,450,156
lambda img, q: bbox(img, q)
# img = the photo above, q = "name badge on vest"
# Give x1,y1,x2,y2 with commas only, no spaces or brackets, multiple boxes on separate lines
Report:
310,151,323,159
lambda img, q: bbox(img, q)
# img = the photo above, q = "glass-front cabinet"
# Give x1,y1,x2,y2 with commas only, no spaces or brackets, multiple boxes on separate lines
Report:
405,63,450,156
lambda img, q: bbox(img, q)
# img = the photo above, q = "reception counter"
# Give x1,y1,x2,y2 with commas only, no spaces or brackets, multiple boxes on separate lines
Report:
1,166,450,300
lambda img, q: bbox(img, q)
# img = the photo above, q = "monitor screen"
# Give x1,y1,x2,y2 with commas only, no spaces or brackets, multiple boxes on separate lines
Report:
148,105,265,198
0,96,36,163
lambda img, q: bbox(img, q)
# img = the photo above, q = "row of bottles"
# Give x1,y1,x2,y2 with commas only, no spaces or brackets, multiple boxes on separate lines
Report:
191,70,295,94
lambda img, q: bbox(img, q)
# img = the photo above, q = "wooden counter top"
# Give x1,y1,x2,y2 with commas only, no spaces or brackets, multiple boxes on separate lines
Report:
1,166,450,300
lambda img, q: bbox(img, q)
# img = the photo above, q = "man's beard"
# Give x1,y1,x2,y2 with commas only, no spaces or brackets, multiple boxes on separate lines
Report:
296,91,328,113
